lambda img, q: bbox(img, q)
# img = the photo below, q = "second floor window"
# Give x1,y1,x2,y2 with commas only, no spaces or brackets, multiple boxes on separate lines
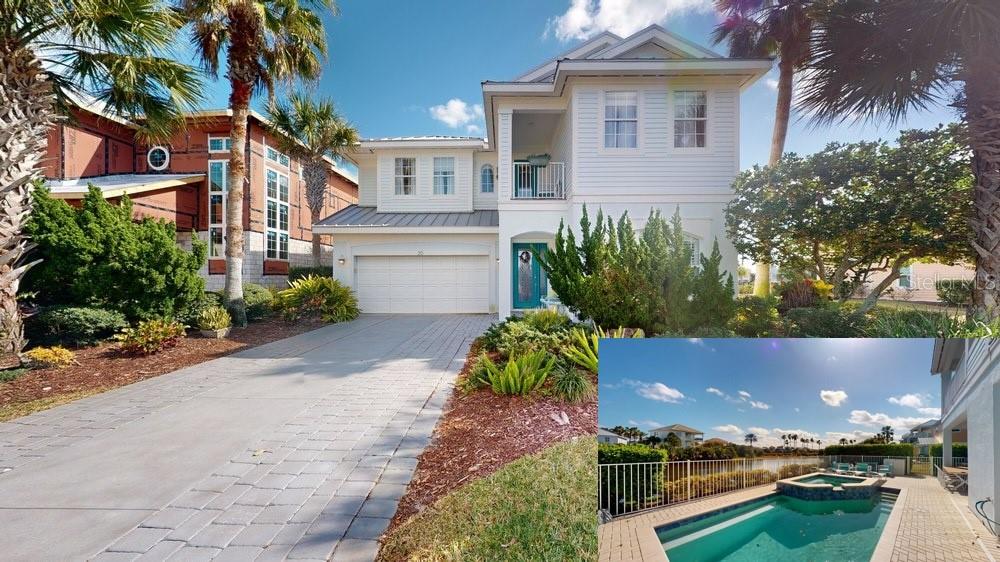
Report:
674,91,707,148
480,164,494,193
395,157,415,195
266,168,289,260
266,146,290,167
208,136,231,153
208,160,228,258
604,91,638,149
433,157,454,195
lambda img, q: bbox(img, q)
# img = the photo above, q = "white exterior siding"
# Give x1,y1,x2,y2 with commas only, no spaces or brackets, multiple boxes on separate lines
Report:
357,158,377,206
473,152,498,210
375,149,475,213
571,79,740,196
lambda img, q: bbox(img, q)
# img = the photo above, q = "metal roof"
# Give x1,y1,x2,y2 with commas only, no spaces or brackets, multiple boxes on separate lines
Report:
46,173,205,199
316,205,498,229
651,424,703,434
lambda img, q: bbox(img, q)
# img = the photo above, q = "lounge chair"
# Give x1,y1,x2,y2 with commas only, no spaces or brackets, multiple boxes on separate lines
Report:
834,463,852,474
853,462,870,477
877,464,892,477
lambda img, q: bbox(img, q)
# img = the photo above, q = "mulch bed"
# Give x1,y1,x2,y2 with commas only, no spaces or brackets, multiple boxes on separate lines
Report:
0,317,326,410
386,346,598,534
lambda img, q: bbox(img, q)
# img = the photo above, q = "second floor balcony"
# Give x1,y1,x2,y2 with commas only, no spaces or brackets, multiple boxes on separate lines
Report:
512,161,566,200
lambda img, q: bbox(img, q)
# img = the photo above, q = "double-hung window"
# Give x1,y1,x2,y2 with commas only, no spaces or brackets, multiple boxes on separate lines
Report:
604,91,638,149
898,264,912,288
265,168,289,260
433,157,455,195
674,91,707,148
208,160,229,258
394,157,415,195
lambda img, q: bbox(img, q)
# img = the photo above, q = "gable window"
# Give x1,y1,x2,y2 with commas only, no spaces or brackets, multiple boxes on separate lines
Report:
433,157,455,195
266,168,289,260
266,146,290,167
604,91,638,149
208,136,231,153
480,164,494,193
394,157,415,195
898,264,912,288
208,160,229,258
147,146,170,171
674,91,707,148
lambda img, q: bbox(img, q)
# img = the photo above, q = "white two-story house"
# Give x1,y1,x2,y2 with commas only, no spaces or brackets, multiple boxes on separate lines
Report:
931,339,997,533
649,424,704,448
314,25,770,317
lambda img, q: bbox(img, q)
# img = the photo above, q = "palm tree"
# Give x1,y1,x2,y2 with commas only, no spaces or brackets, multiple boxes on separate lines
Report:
712,0,816,297
799,0,1000,316
265,93,358,266
879,425,894,444
0,0,201,366
744,433,758,456
839,437,848,446
790,433,799,450
182,0,335,326
781,433,789,450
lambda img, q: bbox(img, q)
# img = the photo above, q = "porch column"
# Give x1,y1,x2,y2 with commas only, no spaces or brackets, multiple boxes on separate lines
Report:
497,109,513,318
942,426,953,468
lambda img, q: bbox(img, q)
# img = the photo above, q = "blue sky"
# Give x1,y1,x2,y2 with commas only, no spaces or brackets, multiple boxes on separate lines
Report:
599,339,941,446
192,0,960,169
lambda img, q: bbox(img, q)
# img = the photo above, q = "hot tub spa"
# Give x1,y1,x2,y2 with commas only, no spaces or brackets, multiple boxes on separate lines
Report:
776,471,883,501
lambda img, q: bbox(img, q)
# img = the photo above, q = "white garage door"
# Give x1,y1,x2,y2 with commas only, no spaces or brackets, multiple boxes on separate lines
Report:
355,255,490,313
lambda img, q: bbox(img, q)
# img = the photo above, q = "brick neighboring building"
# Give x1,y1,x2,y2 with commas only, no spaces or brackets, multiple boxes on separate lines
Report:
41,99,358,290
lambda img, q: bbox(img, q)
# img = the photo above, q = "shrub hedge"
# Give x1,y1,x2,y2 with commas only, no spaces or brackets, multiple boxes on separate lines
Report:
823,444,915,457
288,266,331,281
26,306,128,347
243,283,274,321
935,279,973,306
597,443,667,464
930,443,968,458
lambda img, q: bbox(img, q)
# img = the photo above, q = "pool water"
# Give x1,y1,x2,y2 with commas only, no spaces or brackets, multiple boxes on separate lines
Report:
796,474,866,487
659,492,897,562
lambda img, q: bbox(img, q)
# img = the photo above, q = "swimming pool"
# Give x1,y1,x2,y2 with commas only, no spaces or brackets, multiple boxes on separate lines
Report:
658,491,898,561
795,474,866,487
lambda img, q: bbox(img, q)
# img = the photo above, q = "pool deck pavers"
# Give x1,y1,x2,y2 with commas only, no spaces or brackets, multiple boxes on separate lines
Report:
0,314,492,562
598,474,996,562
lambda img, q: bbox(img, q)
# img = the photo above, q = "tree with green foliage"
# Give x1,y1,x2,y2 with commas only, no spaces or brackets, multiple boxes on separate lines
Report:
665,433,682,448
24,186,207,322
537,205,736,334
727,125,973,312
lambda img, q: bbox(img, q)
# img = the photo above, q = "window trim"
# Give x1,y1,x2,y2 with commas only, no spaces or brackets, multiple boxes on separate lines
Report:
480,164,495,193
207,159,229,259
671,89,710,151
394,157,416,196
683,235,701,268
147,146,170,171
208,135,232,154
897,264,913,289
265,166,290,261
265,145,290,168
600,90,642,153
433,157,456,196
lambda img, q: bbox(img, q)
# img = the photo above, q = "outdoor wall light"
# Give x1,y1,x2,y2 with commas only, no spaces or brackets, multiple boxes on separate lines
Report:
337,257,346,265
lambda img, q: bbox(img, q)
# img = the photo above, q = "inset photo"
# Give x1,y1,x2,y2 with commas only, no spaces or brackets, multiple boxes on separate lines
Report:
597,338,993,562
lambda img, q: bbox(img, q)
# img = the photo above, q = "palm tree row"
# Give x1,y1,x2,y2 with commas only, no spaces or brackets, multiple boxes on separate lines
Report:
1,0,357,363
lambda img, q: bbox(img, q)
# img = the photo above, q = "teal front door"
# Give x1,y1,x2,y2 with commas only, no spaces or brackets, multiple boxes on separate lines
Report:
512,243,547,309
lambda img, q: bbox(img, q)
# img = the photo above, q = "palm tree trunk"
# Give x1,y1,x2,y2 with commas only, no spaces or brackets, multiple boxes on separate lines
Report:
965,66,1000,319
224,83,250,328
754,61,795,297
303,160,327,267
0,48,53,367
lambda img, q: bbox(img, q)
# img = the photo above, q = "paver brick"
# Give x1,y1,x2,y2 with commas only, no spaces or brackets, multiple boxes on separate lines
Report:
108,527,172,553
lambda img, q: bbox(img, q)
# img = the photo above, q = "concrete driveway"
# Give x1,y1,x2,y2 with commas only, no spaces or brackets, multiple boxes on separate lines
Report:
0,314,492,561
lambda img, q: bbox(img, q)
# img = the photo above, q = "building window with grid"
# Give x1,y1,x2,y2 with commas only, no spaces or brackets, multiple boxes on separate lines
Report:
208,160,228,258
480,164,494,193
266,146,290,167
674,91,707,148
898,264,912,288
604,91,638,149
266,168,289,260
433,157,455,195
208,136,231,153
394,157,415,195
684,237,700,268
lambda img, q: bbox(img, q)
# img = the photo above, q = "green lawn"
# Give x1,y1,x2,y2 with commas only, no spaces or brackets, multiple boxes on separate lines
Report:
378,438,597,561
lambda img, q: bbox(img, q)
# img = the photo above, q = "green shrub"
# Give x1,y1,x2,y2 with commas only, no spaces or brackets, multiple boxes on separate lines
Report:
783,305,865,337
664,469,778,502
930,443,967,458
862,307,1000,337
597,443,667,464
24,186,206,321
551,367,595,403
496,322,569,358
180,292,224,326
23,346,76,368
116,319,186,355
823,443,915,457
478,351,555,395
479,319,514,352
776,464,819,479
242,283,274,321
197,306,232,330
730,296,782,337
0,367,29,383
522,309,571,333
26,306,128,347
777,278,819,310
288,266,331,281
564,327,598,374
936,279,973,306
458,353,492,393
274,275,360,323
598,444,668,516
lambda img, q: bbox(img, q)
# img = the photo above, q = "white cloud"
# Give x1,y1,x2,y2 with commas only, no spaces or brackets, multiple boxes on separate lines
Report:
820,390,848,407
546,0,714,42
713,424,744,436
748,427,770,436
429,98,484,128
794,407,800,412
847,410,930,432
707,387,768,408
827,355,838,362
628,419,662,429
918,407,942,417
624,379,685,404
749,400,771,410
465,124,482,135
738,390,752,399
765,78,779,91
888,393,925,409
706,387,724,397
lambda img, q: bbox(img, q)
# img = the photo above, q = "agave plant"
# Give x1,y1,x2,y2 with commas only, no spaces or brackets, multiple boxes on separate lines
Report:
0,0,201,366
563,325,646,374
477,351,555,396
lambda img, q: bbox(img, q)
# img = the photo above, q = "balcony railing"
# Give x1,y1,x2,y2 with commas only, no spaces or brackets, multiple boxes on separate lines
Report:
513,161,566,199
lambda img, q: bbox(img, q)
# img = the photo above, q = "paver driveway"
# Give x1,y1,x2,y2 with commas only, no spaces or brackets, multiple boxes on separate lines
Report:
0,314,492,561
